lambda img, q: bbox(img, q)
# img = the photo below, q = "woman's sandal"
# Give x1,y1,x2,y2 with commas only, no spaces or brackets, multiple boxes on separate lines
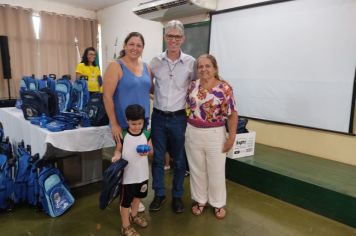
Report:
214,207,226,219
191,202,206,216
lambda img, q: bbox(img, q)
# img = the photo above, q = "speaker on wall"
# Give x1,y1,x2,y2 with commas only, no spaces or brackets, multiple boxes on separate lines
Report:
0,35,12,79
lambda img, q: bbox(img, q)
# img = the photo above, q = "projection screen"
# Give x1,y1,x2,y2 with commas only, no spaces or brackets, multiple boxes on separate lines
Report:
210,0,356,133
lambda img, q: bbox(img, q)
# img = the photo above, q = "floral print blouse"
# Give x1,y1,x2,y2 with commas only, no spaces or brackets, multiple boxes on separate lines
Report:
186,79,237,128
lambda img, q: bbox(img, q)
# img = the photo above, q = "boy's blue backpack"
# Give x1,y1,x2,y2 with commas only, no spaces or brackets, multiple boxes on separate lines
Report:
55,75,73,112
0,154,14,211
39,75,56,91
99,158,128,209
72,78,89,112
38,166,74,217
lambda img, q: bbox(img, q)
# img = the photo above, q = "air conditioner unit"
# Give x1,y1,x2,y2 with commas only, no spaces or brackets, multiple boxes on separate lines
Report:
132,0,217,21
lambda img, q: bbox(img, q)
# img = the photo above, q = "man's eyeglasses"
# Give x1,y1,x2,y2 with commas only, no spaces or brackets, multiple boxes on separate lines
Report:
166,34,183,40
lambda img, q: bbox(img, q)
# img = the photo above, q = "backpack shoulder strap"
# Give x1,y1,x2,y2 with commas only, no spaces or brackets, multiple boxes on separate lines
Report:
121,130,127,143
143,130,151,141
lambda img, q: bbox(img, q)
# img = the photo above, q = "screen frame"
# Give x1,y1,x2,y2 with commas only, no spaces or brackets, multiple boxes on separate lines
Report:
208,0,356,135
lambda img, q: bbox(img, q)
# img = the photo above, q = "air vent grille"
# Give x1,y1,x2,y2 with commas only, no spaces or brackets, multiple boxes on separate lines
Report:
134,6,158,15
161,0,188,9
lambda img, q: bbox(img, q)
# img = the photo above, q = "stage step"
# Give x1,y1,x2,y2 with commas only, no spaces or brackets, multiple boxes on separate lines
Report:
226,143,356,228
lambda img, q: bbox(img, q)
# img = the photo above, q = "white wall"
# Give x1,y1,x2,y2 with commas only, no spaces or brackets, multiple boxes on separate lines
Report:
97,0,162,71
0,0,96,18
217,0,273,9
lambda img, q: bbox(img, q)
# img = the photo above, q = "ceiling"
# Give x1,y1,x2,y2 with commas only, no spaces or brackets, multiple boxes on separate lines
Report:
41,0,128,11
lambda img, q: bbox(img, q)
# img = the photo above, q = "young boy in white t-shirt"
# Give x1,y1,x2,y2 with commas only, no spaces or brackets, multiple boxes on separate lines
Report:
112,104,153,236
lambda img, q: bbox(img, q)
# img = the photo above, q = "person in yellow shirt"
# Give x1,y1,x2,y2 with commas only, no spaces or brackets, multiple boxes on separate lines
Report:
76,47,102,94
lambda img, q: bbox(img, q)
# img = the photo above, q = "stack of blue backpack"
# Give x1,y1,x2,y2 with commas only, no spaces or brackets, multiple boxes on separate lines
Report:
17,74,109,129
18,74,90,114
17,74,95,131
14,141,75,217
0,124,75,217
53,75,90,113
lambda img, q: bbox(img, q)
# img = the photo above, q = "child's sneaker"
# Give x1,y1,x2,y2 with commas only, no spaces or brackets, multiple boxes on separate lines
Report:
138,202,145,212
121,225,140,236
130,214,148,228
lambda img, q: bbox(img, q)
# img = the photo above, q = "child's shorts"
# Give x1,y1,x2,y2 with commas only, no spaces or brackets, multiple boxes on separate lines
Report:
120,180,148,208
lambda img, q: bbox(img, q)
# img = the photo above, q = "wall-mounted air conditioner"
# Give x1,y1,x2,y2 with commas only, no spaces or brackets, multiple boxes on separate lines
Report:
132,0,217,21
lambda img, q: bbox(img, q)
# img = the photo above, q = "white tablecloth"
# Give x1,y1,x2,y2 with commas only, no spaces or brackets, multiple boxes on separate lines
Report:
0,107,115,157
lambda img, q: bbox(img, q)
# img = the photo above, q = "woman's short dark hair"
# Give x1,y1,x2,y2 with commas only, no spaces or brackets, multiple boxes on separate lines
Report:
125,104,145,121
119,32,145,59
81,47,97,66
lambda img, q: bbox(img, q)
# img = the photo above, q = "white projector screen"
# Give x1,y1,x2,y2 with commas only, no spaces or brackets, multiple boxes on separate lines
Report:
210,0,356,133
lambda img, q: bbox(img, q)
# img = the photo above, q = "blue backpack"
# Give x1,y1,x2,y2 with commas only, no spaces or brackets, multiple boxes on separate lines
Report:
20,89,59,119
21,76,39,91
72,78,89,112
55,75,73,112
99,158,128,209
26,153,40,207
13,144,33,204
16,76,39,109
0,154,14,210
237,117,249,134
39,75,56,91
84,93,109,126
38,166,74,217
0,123,13,160
0,123,14,210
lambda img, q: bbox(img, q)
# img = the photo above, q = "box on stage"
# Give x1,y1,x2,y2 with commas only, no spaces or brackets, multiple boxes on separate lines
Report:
228,131,256,159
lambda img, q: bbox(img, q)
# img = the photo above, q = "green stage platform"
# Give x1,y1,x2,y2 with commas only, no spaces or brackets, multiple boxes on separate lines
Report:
226,143,356,228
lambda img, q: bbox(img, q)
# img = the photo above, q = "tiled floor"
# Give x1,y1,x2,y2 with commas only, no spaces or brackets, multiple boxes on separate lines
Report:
0,169,355,236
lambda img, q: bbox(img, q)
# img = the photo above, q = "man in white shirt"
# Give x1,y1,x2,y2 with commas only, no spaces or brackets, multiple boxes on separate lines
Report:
149,20,195,213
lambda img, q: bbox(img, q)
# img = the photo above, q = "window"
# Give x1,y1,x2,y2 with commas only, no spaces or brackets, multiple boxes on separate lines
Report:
32,12,40,40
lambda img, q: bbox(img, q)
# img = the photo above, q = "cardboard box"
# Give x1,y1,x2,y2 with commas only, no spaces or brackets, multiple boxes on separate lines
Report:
227,131,256,159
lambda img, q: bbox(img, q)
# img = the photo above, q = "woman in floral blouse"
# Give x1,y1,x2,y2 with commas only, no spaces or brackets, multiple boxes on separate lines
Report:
185,54,238,219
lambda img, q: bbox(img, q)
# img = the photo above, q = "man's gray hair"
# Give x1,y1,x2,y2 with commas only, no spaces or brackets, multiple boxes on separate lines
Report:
164,20,184,35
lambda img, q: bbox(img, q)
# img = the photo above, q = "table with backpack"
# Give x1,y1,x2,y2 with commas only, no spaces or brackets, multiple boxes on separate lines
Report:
0,107,115,187
0,75,116,217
